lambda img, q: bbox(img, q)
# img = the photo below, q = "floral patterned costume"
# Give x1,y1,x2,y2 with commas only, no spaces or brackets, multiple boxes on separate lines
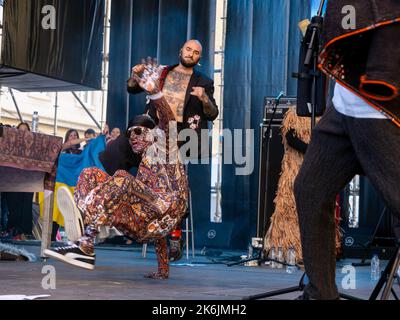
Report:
74,96,188,279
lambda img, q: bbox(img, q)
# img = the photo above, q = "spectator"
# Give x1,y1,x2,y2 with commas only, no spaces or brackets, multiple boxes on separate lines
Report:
17,122,30,131
56,128,86,240
1,123,12,238
84,128,96,139
82,128,98,149
62,129,86,154
103,125,121,146
110,127,120,139
0,194,9,237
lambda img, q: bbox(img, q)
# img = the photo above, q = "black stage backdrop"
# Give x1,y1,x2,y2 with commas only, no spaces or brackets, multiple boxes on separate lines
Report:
107,0,216,248
222,0,310,249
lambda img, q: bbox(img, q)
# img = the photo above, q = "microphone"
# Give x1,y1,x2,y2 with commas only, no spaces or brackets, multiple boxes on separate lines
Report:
274,91,286,104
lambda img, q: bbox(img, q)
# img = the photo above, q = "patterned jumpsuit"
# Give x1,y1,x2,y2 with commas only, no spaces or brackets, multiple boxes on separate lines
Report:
73,97,188,279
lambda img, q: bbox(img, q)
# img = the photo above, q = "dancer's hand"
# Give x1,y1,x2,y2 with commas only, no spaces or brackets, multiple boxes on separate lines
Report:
131,62,145,78
131,65,144,78
138,76,160,94
136,57,163,95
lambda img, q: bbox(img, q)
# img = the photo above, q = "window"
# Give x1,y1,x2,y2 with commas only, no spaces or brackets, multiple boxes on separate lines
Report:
27,92,52,101
76,91,92,105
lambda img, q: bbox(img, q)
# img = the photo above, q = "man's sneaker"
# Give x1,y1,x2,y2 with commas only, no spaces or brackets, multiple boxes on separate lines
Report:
295,292,316,300
57,186,84,242
44,244,95,270
169,237,184,262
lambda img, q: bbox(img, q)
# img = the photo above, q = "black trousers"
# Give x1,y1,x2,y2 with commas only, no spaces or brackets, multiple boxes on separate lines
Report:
3,192,33,235
0,193,9,231
294,106,400,299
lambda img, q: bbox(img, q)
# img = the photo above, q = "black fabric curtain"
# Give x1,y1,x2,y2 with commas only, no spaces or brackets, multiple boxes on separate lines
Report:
2,0,104,90
222,0,310,249
107,0,216,248
106,0,133,132
107,0,216,130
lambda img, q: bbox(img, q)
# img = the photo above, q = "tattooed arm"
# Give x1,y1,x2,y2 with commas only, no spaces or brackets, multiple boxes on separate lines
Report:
191,81,219,121
149,95,175,131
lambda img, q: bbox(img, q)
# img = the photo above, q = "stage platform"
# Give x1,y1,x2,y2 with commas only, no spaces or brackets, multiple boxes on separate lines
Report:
0,241,398,300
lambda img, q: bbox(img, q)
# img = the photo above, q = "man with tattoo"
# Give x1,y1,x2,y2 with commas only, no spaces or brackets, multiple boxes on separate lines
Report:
127,40,219,261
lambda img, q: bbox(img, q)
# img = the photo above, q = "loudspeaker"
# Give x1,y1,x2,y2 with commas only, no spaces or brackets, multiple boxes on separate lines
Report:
201,222,234,249
341,226,396,260
256,123,285,238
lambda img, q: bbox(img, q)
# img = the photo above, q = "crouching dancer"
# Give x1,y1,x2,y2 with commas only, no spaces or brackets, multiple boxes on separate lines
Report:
44,63,188,279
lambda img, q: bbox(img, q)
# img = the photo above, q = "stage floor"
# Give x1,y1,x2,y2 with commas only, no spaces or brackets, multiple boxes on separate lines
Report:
0,242,398,300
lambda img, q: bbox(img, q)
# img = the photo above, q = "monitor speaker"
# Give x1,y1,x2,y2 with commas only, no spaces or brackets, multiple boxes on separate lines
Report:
199,222,234,249
256,123,285,239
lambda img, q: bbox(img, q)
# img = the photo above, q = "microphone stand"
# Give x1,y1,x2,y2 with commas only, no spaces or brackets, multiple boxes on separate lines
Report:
304,0,325,129
229,91,285,268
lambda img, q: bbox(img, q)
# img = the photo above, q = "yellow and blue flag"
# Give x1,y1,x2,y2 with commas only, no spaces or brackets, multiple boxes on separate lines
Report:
40,135,106,226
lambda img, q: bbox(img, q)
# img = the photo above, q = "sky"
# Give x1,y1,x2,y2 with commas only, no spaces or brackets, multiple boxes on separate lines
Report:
311,0,327,17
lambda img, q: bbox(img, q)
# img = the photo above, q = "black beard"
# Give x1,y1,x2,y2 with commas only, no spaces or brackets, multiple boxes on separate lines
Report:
179,54,197,68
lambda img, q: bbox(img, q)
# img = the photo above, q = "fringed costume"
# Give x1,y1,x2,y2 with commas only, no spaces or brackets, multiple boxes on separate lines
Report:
264,108,341,261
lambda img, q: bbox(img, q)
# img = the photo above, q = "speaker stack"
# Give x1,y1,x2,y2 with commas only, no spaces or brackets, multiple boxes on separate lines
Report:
256,97,297,239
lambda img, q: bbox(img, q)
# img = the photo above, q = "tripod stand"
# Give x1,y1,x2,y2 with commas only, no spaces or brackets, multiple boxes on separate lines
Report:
352,206,396,267
243,273,307,300
369,242,399,300
242,245,400,300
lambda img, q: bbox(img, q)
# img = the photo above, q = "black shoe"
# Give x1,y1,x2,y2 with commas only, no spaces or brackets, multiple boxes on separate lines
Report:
169,238,183,262
295,293,316,300
44,244,95,270
295,292,340,300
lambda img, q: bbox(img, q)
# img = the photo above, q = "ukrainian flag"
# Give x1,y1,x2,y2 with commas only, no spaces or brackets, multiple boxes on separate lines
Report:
39,135,106,226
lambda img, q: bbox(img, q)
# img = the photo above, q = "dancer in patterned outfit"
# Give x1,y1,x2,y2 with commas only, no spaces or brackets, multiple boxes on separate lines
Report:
45,62,188,279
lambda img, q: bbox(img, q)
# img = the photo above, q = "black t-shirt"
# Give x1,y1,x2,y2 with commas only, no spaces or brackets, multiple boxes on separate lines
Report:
98,135,142,176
